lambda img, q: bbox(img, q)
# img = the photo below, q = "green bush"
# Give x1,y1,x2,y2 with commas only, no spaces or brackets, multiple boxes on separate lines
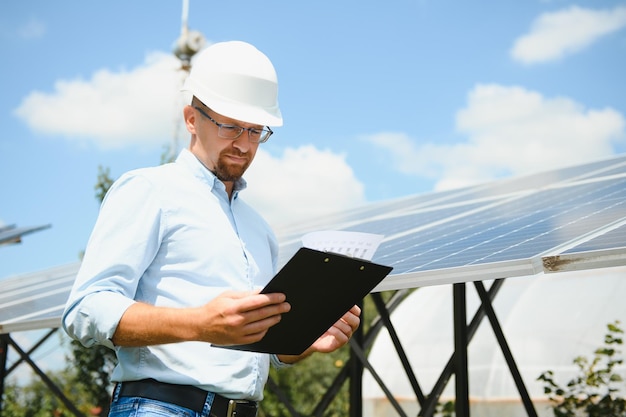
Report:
537,320,625,417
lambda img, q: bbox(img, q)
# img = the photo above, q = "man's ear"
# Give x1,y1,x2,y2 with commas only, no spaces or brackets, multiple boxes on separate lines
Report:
183,105,197,134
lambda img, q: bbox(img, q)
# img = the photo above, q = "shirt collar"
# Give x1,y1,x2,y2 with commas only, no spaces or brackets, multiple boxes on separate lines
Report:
176,148,248,199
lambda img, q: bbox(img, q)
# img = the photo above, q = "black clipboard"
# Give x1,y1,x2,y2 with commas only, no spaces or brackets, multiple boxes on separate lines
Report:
215,247,393,355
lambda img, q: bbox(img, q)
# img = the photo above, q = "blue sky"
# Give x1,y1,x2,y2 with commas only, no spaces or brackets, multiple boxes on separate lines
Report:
1,0,626,279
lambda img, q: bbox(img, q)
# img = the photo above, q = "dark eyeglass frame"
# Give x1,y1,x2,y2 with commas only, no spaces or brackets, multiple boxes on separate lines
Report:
194,106,273,143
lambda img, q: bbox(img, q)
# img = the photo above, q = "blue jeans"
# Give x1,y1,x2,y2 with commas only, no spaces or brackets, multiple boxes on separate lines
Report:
109,383,215,417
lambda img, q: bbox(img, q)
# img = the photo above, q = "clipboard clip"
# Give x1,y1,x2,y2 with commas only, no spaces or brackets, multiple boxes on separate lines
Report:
321,251,368,271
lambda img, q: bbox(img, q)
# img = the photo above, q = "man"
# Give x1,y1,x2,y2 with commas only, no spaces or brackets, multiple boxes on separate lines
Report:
62,41,360,417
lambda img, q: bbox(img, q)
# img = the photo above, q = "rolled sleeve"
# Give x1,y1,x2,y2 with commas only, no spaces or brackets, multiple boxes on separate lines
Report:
62,172,162,349
63,292,136,349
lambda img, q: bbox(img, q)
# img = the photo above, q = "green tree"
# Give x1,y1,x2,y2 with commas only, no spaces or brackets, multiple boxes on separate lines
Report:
538,320,626,417
94,166,114,204
67,341,116,416
2,365,100,417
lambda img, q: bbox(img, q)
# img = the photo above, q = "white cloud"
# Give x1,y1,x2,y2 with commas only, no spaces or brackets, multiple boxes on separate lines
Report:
511,5,626,64
12,50,367,227
244,145,366,227
14,52,188,149
363,84,625,191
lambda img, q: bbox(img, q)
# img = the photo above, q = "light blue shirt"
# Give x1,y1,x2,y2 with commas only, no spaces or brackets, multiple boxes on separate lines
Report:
62,148,284,401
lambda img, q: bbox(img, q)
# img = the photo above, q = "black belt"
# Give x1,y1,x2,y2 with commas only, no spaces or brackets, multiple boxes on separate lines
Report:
117,379,258,417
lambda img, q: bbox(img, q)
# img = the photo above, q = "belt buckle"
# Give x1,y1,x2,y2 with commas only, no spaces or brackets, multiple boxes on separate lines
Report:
227,399,257,417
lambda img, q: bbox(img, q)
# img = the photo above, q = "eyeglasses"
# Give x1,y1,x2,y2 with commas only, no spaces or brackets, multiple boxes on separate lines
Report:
194,106,273,143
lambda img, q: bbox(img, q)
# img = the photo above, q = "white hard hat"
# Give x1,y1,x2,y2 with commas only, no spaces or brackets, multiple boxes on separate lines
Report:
182,41,283,127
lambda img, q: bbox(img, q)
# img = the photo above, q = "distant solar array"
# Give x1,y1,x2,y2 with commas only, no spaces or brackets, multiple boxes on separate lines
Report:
0,223,50,245
2,154,626,333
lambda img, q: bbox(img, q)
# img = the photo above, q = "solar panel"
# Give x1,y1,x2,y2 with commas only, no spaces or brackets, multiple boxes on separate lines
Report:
2,154,626,333
0,262,79,333
0,223,51,245
276,154,626,291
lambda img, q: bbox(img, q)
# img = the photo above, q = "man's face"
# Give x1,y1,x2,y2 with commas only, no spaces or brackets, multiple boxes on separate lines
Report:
189,104,261,183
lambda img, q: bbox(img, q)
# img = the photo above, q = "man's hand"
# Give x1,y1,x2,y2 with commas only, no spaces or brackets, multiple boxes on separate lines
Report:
112,290,291,347
277,304,361,364
196,290,292,345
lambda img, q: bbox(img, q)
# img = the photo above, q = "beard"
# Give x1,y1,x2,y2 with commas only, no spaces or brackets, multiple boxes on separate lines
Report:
212,149,251,182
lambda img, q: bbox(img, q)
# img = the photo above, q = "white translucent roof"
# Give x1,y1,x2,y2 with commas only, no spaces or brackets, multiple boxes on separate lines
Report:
363,266,626,402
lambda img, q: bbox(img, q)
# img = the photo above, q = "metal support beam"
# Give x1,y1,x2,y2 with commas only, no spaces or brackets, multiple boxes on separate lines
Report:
0,334,8,414
474,282,538,417
371,292,425,405
1,330,58,415
308,291,411,417
419,279,504,417
5,328,57,375
5,333,86,417
349,339,409,417
453,283,470,417
349,300,364,417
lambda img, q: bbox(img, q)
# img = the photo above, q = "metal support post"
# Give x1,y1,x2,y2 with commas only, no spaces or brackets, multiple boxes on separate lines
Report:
0,334,8,415
453,283,470,417
349,300,364,417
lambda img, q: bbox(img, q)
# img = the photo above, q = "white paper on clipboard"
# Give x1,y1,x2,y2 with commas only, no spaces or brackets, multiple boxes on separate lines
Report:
301,230,384,261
